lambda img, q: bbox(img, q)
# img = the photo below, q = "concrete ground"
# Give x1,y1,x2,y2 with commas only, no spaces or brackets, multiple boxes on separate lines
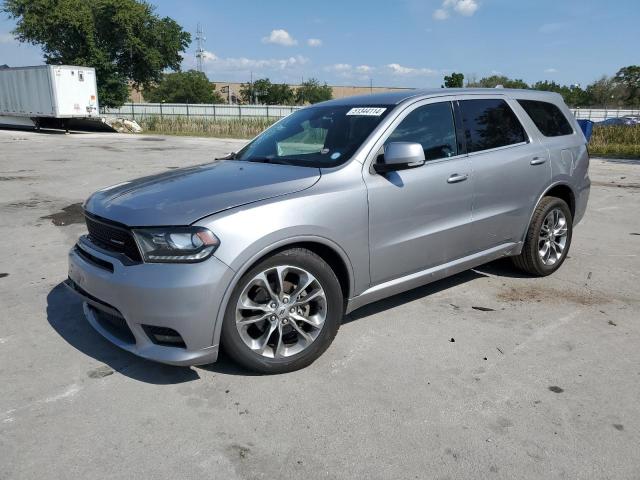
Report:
1,128,639,480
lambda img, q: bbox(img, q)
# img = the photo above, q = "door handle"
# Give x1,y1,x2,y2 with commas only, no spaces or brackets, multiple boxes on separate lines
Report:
447,173,468,184
530,157,547,165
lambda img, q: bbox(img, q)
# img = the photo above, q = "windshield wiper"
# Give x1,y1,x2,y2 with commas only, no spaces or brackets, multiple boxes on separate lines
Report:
215,151,237,160
244,157,298,166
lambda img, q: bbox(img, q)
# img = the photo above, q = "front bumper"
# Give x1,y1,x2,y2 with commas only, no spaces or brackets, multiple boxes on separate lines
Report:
65,236,234,366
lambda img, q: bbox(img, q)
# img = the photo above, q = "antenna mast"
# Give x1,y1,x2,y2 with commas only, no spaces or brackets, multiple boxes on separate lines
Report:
195,23,206,72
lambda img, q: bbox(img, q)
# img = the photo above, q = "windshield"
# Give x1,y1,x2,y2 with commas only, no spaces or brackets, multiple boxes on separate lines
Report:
234,105,394,167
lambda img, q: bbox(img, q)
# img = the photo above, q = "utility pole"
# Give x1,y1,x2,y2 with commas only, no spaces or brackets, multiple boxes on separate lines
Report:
195,23,206,73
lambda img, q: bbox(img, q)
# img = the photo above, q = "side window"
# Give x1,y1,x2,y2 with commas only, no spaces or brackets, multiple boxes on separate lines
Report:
460,99,526,153
517,100,573,137
385,102,458,161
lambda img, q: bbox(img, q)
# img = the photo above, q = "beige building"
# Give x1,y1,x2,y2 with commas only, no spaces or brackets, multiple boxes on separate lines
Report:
130,81,413,104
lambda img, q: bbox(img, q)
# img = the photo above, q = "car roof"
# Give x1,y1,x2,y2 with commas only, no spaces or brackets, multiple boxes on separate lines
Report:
316,88,563,107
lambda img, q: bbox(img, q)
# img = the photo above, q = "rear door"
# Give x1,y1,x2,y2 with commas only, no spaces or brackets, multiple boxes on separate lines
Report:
458,96,551,252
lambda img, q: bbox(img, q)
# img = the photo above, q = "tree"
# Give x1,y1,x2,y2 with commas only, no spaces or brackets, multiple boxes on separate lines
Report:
2,0,190,107
240,78,272,104
240,78,296,105
531,80,588,107
442,72,464,88
585,76,623,107
145,70,222,103
614,65,640,107
467,75,529,89
296,78,333,104
268,83,295,105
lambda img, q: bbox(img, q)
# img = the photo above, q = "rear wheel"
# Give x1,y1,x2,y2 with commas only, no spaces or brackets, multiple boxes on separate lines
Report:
512,196,573,276
221,248,343,374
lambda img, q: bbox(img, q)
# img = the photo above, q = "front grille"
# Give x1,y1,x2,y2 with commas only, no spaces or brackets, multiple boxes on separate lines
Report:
85,212,141,262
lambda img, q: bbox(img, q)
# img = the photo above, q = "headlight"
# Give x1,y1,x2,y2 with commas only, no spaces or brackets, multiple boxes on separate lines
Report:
132,227,220,263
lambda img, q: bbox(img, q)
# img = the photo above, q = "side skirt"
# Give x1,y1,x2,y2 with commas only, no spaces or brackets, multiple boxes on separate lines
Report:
345,242,521,314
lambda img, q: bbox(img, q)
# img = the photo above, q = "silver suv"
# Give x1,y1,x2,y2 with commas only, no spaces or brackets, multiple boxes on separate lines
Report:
66,89,590,373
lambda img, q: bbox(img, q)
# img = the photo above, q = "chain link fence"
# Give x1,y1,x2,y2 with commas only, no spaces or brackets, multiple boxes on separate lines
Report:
102,103,640,124
101,103,301,120
570,108,640,122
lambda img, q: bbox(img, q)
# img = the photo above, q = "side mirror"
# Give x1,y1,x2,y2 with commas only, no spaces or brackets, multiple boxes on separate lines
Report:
374,142,425,173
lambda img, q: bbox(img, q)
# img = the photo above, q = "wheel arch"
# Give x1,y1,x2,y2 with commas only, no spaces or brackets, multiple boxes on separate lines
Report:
211,236,355,347
523,182,576,243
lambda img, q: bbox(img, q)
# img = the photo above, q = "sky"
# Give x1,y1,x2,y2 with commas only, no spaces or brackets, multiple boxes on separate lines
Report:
0,0,638,88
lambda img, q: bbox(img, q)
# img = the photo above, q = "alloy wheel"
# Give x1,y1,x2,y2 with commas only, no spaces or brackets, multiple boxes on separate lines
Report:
235,265,327,359
538,208,568,266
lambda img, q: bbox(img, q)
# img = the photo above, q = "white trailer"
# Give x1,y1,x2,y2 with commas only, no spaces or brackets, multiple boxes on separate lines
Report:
0,65,99,129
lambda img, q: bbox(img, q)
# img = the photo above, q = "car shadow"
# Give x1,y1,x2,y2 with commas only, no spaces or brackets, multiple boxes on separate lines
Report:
345,268,489,323
472,257,532,279
47,283,201,384
47,258,528,380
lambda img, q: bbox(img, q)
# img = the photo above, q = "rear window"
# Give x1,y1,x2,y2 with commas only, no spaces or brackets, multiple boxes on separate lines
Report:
517,100,574,137
459,99,526,153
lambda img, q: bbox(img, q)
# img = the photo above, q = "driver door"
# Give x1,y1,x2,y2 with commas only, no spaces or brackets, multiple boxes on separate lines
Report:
364,100,473,285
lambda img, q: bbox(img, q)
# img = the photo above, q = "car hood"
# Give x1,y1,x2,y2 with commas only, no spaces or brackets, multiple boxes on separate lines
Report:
84,161,321,226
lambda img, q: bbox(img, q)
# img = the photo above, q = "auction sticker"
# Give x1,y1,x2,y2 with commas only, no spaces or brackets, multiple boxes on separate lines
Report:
346,107,387,116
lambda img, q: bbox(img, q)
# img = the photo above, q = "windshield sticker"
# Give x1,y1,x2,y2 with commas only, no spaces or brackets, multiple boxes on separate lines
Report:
331,152,341,160
321,148,330,155
346,107,387,116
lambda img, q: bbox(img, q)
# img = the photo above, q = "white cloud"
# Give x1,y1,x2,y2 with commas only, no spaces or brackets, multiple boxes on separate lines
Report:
262,29,297,46
307,38,322,47
203,52,308,72
433,8,449,20
355,65,373,74
387,63,438,76
450,0,479,16
434,0,479,20
323,63,375,79
325,63,352,72
201,50,217,62
0,33,15,44
544,68,558,73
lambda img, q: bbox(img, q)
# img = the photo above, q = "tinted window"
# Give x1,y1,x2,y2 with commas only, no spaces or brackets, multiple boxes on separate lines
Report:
460,99,526,153
518,100,573,137
385,102,458,160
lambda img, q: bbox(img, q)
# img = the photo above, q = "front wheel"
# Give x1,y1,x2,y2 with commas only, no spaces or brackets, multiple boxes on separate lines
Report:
512,196,573,276
221,248,343,374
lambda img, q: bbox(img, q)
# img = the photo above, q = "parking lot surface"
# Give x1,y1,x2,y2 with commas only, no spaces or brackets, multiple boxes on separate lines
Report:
1,129,639,479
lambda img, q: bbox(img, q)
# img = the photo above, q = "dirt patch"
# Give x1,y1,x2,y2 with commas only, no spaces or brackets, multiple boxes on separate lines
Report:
139,137,166,142
497,285,608,306
0,176,28,181
8,199,52,208
40,203,84,226
591,181,640,190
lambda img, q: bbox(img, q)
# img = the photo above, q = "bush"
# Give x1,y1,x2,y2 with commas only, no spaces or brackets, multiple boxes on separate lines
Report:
589,125,640,158
137,116,277,138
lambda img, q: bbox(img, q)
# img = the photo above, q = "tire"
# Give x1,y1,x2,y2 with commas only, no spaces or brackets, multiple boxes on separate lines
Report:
221,248,343,374
512,196,573,276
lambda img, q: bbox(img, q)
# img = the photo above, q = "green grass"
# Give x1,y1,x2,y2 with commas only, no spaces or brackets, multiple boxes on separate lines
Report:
588,124,640,158
136,116,640,159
